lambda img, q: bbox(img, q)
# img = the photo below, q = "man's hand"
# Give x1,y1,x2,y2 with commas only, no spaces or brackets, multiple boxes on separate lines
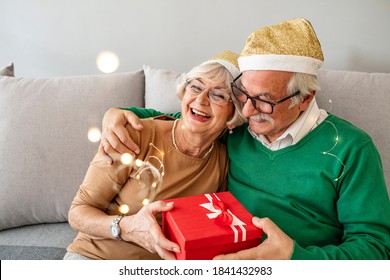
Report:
213,217,294,260
99,108,144,164
121,201,180,260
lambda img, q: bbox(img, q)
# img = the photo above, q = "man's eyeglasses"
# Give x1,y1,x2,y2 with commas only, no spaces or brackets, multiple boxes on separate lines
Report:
186,79,232,106
230,73,300,114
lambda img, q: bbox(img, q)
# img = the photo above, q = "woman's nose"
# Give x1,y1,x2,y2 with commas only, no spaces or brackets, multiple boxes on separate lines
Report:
196,90,210,105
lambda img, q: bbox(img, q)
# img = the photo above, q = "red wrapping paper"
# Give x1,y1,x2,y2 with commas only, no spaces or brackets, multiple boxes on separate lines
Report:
162,192,263,260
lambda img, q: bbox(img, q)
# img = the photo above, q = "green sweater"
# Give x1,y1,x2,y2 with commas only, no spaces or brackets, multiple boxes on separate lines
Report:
126,107,390,259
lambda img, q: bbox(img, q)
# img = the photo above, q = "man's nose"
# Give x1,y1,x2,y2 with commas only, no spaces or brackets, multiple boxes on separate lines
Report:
241,98,256,117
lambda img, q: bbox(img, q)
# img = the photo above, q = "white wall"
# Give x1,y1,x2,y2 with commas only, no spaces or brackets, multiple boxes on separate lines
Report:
1,0,389,77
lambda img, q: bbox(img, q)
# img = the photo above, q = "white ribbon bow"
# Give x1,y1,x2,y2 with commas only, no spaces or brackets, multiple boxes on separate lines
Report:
199,193,247,243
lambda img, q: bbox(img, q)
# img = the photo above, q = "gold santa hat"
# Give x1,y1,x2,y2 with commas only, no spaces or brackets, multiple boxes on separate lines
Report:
238,18,324,76
202,50,241,79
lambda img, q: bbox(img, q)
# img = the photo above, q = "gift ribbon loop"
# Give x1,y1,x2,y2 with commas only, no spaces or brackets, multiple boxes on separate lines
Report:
199,193,247,243
212,200,234,225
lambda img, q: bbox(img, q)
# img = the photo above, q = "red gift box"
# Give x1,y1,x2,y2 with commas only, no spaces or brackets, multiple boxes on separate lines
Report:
162,191,263,260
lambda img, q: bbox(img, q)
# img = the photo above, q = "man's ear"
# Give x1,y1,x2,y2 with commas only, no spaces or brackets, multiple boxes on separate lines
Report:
299,91,316,111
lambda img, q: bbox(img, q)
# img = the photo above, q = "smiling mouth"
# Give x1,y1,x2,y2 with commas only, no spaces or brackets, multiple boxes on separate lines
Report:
191,108,211,119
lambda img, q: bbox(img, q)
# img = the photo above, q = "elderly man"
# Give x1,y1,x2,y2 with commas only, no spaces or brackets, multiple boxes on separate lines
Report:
99,19,390,259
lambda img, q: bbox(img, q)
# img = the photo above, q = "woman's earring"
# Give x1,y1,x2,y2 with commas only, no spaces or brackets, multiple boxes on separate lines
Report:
227,125,235,134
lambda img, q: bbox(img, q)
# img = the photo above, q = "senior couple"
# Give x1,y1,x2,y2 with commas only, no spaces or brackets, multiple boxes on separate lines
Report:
65,18,390,260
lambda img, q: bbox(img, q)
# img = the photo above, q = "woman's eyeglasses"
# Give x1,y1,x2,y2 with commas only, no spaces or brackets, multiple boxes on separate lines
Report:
186,79,232,106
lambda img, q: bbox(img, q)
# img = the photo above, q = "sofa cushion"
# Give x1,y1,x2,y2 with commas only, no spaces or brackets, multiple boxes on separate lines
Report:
0,70,145,230
144,65,183,113
0,63,14,77
0,222,76,259
0,245,66,260
317,69,390,189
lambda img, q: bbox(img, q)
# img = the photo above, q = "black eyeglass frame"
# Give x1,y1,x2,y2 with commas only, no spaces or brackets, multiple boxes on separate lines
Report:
230,73,301,114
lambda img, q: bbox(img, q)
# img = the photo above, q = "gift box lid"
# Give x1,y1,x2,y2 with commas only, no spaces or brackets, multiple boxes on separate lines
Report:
163,192,263,250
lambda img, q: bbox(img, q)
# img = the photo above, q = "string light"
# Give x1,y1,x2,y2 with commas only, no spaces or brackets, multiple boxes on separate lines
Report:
118,204,130,214
327,99,333,112
121,153,133,165
142,199,150,206
86,124,166,217
321,120,345,181
117,142,165,211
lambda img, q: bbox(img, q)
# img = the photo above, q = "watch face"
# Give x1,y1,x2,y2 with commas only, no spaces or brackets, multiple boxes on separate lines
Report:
110,215,123,239
110,225,119,237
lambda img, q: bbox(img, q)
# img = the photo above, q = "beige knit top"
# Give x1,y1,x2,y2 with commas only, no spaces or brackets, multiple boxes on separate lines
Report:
67,118,228,259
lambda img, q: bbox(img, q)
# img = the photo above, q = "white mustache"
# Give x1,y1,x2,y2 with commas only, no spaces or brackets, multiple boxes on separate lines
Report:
250,114,274,123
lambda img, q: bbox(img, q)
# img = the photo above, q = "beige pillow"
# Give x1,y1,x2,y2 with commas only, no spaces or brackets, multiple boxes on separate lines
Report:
0,71,145,230
0,63,14,77
144,65,183,113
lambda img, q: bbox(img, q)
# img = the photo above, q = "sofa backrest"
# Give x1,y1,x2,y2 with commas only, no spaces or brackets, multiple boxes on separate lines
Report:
0,65,388,232
0,68,145,230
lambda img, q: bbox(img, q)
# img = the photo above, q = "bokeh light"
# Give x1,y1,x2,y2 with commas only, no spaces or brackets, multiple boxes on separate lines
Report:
119,204,130,214
142,199,150,205
121,153,133,165
96,51,120,73
88,127,101,143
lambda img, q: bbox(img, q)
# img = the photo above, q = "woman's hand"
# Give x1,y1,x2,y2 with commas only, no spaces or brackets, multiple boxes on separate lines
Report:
99,108,144,164
121,200,180,260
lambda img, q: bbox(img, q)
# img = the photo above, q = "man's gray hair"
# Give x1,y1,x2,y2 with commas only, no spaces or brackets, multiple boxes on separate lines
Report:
287,73,321,108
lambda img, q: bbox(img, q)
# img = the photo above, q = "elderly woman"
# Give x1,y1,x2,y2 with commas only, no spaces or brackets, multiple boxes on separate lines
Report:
64,51,245,260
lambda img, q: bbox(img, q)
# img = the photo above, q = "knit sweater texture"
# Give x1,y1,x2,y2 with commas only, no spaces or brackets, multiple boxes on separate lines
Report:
128,108,390,259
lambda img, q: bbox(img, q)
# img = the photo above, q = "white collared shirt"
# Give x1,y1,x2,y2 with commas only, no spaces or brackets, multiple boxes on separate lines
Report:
248,98,328,151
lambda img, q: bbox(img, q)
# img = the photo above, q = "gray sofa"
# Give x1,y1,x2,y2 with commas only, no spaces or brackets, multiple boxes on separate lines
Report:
0,64,389,260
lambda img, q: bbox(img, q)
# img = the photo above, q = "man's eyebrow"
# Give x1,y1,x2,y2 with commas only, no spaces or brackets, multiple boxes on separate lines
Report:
241,83,275,100
258,92,275,100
